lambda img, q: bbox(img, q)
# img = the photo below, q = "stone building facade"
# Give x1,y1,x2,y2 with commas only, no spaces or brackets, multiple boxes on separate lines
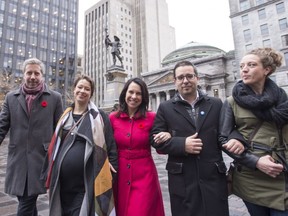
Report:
142,41,237,111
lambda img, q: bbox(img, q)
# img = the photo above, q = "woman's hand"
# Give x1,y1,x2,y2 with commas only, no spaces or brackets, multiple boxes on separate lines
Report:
256,155,283,178
153,132,171,144
222,139,245,154
109,163,117,173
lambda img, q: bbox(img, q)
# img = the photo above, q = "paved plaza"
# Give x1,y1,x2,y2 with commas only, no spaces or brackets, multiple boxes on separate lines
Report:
0,138,249,216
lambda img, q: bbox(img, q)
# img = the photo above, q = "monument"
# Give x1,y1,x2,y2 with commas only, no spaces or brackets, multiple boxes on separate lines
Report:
104,31,127,111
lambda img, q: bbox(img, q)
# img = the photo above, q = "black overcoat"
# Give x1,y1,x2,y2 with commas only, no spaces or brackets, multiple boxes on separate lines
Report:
150,92,229,216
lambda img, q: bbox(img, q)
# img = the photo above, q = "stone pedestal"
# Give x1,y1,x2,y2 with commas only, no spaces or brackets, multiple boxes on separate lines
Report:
103,66,127,111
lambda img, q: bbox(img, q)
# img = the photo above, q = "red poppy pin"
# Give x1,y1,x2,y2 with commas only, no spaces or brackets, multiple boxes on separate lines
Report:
138,123,144,129
41,101,48,107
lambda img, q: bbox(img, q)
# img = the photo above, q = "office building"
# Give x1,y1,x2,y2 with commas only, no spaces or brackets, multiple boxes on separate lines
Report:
229,0,288,91
84,0,175,107
0,0,78,106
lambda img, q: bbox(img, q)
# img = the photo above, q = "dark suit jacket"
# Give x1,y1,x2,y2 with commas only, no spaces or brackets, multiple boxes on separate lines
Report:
150,91,229,216
0,84,63,196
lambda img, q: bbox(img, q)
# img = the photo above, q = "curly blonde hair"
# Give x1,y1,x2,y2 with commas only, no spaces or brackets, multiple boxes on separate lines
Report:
247,48,283,75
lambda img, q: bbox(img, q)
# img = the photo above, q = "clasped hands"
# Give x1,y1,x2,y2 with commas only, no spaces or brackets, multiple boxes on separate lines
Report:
223,139,283,178
185,135,245,155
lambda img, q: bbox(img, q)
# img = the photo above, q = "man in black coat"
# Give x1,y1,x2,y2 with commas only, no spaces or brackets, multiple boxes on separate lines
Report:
150,60,229,216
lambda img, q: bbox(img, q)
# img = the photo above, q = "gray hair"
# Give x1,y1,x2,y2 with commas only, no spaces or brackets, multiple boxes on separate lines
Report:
22,58,45,74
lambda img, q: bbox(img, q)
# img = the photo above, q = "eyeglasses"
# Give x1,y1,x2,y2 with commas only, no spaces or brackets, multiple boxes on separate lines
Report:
175,74,197,82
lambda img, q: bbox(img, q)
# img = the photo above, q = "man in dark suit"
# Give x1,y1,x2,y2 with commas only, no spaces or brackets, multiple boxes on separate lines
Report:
0,58,63,215
150,60,229,216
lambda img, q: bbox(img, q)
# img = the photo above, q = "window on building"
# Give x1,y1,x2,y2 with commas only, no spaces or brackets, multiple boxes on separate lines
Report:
241,14,249,25
258,8,266,19
17,44,25,56
0,1,5,11
5,41,13,54
243,29,251,42
18,31,26,43
285,52,288,66
19,19,27,30
279,18,288,30
240,0,250,11
30,35,37,46
30,22,38,33
276,2,285,14
8,2,17,14
31,9,39,21
40,37,47,49
281,34,288,47
263,39,271,47
6,28,14,41
260,24,269,36
246,44,252,51
41,13,49,24
0,14,4,24
3,56,12,68
20,7,28,18
31,1,40,9
213,89,219,98
39,50,47,62
255,0,265,5
7,15,16,27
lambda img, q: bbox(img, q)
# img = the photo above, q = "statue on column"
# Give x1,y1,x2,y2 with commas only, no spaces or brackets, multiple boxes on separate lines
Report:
105,35,123,67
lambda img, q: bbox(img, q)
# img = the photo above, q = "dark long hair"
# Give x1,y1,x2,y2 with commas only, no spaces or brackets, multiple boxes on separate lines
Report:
117,77,149,118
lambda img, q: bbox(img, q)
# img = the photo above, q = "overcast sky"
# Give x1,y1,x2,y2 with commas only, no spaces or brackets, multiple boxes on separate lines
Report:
77,0,234,55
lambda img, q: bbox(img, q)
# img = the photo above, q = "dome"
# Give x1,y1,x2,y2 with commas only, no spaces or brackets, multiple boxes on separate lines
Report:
162,41,226,64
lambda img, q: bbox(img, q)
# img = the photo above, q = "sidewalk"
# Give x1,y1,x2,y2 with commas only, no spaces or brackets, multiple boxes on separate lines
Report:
0,139,249,215
152,150,249,216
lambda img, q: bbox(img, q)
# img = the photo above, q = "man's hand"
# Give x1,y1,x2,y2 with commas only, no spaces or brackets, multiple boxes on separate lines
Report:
185,133,203,154
256,155,283,178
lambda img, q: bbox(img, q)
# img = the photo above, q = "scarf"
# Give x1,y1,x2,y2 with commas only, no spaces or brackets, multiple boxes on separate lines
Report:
21,82,44,113
232,78,288,126
46,101,115,216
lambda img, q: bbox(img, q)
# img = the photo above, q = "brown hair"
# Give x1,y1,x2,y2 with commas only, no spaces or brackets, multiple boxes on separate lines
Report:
246,48,283,75
73,75,95,98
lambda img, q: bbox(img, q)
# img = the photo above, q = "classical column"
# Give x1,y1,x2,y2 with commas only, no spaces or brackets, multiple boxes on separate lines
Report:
156,92,161,110
166,90,170,101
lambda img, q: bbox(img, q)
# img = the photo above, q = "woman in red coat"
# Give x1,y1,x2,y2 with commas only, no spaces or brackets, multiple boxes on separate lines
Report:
109,77,170,216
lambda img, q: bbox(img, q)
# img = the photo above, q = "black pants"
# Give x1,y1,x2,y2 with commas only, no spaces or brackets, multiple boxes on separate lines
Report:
17,183,38,216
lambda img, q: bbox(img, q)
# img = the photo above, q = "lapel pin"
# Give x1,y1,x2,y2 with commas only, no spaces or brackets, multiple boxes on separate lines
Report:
200,111,205,116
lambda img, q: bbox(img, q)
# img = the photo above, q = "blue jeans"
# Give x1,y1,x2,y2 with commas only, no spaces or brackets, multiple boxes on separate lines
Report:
244,200,288,216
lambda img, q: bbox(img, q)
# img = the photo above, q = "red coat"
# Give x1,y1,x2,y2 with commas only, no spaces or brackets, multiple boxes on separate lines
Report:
109,111,165,216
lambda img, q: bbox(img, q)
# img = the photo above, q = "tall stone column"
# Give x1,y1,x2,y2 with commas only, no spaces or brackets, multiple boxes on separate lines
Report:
103,66,127,111
166,90,170,101
156,92,161,110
